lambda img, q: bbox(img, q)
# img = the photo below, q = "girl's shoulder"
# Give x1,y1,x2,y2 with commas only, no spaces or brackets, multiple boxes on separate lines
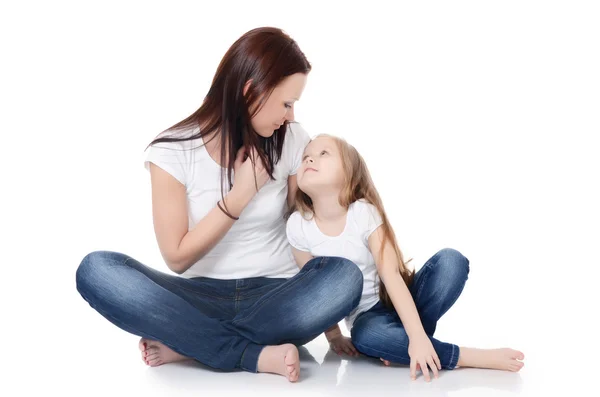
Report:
350,199,383,225
288,209,314,224
350,198,375,212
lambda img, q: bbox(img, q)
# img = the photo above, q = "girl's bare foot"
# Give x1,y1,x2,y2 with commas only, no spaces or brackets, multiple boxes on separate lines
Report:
257,344,300,382
458,347,525,372
139,338,190,367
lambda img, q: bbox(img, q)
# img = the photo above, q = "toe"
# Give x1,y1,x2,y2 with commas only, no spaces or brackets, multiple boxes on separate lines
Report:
509,361,524,372
146,346,160,355
146,352,159,361
139,338,148,352
516,361,524,369
509,349,524,360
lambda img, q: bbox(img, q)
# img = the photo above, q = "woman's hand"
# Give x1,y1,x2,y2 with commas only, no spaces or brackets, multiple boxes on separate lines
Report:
328,334,359,357
408,333,441,381
232,147,270,199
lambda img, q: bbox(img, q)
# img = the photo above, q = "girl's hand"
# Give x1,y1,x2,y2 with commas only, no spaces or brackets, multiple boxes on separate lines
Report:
232,147,270,199
408,333,442,382
328,335,359,357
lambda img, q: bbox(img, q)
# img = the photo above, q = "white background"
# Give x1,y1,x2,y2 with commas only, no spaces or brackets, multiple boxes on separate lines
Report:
1,1,598,396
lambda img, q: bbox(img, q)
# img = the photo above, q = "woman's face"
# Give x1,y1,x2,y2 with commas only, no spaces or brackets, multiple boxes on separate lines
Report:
248,73,307,138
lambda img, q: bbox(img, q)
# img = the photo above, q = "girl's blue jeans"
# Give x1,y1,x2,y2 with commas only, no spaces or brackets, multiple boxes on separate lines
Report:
351,248,470,370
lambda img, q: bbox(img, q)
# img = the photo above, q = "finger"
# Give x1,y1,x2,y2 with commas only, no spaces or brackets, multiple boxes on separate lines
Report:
249,147,259,162
410,359,417,380
434,354,442,371
420,360,431,382
428,357,439,379
251,148,266,169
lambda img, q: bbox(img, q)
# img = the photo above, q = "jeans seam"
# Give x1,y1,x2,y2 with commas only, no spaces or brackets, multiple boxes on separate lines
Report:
231,268,310,326
448,344,458,369
353,340,410,363
415,266,431,303
231,257,325,326
122,258,232,300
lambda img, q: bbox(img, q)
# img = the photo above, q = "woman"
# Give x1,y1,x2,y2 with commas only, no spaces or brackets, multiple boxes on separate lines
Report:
75,27,363,383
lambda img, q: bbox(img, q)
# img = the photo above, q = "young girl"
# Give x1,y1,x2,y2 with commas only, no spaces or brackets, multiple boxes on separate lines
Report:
286,134,525,382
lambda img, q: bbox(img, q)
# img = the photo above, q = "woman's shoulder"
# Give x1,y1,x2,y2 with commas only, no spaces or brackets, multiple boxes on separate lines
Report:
147,125,202,150
143,126,204,185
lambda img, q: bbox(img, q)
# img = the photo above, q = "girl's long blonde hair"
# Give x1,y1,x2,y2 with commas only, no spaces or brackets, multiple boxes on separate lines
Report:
292,134,414,308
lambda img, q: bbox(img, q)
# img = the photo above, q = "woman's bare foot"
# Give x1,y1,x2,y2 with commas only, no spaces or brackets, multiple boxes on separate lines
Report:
457,347,525,372
139,338,190,367
257,344,300,382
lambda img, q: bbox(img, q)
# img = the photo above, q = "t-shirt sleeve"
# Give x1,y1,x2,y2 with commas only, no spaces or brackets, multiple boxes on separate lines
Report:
286,212,310,252
143,139,189,187
358,200,384,244
284,122,311,175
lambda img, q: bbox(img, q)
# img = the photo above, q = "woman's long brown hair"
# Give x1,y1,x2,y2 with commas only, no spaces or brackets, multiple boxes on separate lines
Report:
145,27,311,211
293,134,414,308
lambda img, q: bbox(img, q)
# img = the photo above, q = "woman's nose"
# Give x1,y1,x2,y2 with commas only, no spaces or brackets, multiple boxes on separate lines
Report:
285,108,295,122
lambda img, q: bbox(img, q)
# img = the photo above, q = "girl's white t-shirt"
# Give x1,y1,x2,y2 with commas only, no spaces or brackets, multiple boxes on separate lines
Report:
285,199,384,328
143,122,311,279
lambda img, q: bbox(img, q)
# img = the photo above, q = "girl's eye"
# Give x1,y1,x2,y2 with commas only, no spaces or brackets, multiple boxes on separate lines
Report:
320,150,327,155
284,103,292,109
302,154,308,160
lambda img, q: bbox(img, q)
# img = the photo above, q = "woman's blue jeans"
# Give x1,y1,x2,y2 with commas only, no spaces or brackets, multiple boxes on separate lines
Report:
351,248,470,370
76,252,363,373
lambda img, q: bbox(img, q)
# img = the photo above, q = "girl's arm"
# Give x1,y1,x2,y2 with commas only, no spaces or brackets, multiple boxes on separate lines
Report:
287,174,299,209
291,246,313,269
367,226,426,339
368,226,441,380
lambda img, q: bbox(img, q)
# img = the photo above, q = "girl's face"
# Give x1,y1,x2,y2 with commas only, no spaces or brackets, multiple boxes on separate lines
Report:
249,73,307,138
297,136,346,195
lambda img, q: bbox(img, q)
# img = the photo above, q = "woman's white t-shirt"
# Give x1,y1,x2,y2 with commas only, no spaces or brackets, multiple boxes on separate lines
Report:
143,122,311,279
285,199,384,329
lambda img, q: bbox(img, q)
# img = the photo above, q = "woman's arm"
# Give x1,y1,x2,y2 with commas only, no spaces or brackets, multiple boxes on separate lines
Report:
149,163,253,274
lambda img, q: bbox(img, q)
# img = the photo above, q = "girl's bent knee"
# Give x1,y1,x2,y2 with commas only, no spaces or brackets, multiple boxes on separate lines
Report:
435,248,470,276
